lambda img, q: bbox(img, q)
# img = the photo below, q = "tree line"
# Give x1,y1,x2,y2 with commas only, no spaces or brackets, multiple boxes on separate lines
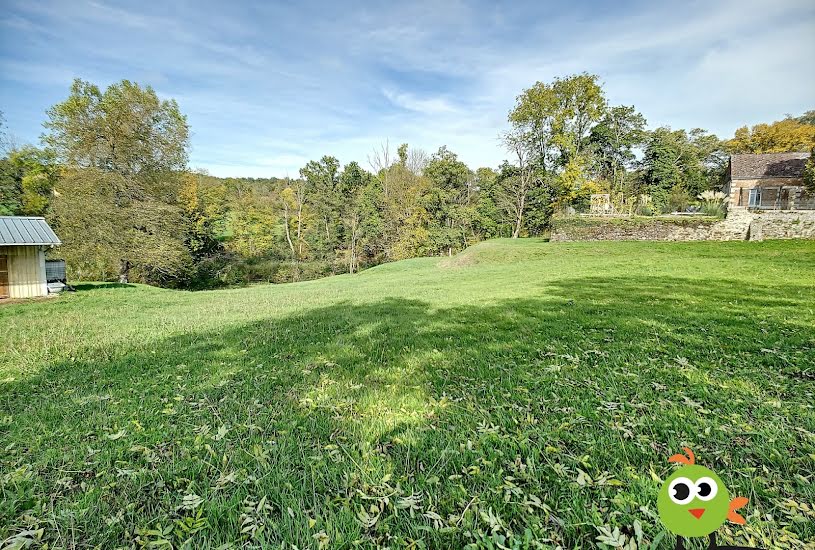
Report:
1,76,813,288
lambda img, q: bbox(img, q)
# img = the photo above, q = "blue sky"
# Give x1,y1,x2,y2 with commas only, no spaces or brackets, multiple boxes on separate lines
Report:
1,0,813,177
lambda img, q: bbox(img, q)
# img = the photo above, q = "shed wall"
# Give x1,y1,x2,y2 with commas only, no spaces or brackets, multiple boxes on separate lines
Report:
0,245,47,298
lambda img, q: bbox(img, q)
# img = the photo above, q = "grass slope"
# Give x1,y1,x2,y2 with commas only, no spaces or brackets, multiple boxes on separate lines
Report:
1,239,814,549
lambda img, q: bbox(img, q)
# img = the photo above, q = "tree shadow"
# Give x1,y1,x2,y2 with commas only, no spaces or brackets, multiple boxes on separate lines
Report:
1,275,812,548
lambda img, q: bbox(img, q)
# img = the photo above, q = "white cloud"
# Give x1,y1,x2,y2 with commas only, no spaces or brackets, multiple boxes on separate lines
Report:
2,0,813,177
382,88,459,115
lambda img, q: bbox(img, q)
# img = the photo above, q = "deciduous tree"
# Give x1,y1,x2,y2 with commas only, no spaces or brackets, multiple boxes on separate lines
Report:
727,116,815,153
43,79,189,179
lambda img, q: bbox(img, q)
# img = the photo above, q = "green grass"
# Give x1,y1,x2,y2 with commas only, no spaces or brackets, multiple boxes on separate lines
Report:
2,239,814,549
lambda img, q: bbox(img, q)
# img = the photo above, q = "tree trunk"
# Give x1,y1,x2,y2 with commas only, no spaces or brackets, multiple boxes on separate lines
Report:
119,259,131,283
513,192,525,238
282,202,295,258
296,204,303,257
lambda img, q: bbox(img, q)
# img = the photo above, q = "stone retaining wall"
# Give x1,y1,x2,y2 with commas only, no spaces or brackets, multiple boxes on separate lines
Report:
748,210,815,240
550,217,719,242
550,210,815,242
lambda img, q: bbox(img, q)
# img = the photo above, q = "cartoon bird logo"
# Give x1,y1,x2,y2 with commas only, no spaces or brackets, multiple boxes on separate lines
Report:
658,447,749,547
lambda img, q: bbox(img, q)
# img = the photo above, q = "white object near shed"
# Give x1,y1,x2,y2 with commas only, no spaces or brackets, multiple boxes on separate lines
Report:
0,216,62,299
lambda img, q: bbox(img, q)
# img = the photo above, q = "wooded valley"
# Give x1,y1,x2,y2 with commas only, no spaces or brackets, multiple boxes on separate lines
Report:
1,76,813,288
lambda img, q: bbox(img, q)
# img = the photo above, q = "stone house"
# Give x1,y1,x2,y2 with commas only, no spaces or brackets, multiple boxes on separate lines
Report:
723,152,814,210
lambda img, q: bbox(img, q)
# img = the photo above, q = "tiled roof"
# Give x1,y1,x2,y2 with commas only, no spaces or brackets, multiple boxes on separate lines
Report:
0,216,61,246
730,152,810,179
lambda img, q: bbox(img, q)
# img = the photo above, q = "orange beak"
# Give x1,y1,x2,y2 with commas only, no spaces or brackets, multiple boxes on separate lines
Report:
689,508,705,519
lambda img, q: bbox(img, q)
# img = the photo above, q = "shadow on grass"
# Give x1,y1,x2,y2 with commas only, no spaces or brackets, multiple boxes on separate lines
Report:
1,276,812,548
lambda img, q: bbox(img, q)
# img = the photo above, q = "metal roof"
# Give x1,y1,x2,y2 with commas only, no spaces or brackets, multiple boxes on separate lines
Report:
0,216,61,246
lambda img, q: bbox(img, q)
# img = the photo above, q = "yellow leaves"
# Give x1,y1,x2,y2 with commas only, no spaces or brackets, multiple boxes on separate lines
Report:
312,530,330,548
214,425,228,441
179,493,203,511
395,492,423,516
105,429,127,440
727,118,815,153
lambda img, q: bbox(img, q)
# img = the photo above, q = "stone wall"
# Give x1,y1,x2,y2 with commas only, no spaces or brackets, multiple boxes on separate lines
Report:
550,217,719,242
550,210,815,242
748,210,815,240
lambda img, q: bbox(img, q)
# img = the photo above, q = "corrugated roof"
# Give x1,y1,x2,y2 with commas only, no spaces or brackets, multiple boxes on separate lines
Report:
730,152,810,179
0,216,61,246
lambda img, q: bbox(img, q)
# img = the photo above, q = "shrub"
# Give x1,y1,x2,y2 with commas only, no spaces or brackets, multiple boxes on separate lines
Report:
698,190,727,217
668,186,691,212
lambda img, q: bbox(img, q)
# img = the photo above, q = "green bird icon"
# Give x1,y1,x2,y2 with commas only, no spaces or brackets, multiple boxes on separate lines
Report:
658,448,752,550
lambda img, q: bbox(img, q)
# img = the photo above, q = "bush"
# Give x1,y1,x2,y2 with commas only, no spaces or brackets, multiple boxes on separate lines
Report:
668,186,691,212
697,190,727,218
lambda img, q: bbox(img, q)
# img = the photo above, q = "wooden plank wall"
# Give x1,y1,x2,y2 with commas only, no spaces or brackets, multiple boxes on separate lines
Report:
0,245,47,298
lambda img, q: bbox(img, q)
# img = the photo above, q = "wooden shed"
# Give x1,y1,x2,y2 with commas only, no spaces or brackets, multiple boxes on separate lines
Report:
0,216,62,299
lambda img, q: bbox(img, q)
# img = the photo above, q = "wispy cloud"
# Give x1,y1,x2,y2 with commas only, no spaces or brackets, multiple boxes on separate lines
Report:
1,0,813,177
382,88,459,115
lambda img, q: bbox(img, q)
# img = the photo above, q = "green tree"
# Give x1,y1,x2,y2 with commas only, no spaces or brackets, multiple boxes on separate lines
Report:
179,171,228,257
43,79,193,283
506,73,607,227
509,73,606,169
299,156,341,255
43,79,189,179
589,105,647,195
338,161,375,273
52,169,192,285
0,146,57,216
229,191,278,259
640,128,725,212
472,167,504,238
423,146,475,254
797,110,815,126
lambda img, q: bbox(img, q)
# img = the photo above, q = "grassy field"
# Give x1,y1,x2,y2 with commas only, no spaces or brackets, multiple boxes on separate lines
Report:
1,239,814,549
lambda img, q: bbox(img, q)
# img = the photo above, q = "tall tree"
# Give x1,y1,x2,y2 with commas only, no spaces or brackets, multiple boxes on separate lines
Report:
52,169,192,285
42,79,192,282
337,162,373,273
43,79,188,179
590,105,647,194
640,127,725,212
0,147,57,216
727,116,815,153
299,156,341,253
499,131,537,238
509,73,606,170
423,146,475,253
797,110,815,126
506,73,607,227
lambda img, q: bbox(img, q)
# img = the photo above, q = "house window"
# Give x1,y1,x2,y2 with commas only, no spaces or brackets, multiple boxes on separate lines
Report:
748,188,761,207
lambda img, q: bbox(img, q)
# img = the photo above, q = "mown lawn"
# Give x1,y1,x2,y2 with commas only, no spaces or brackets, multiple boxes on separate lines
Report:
1,239,814,549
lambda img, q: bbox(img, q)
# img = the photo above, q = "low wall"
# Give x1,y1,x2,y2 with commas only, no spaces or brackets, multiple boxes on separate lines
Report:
748,210,815,240
550,211,815,242
550,216,719,242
